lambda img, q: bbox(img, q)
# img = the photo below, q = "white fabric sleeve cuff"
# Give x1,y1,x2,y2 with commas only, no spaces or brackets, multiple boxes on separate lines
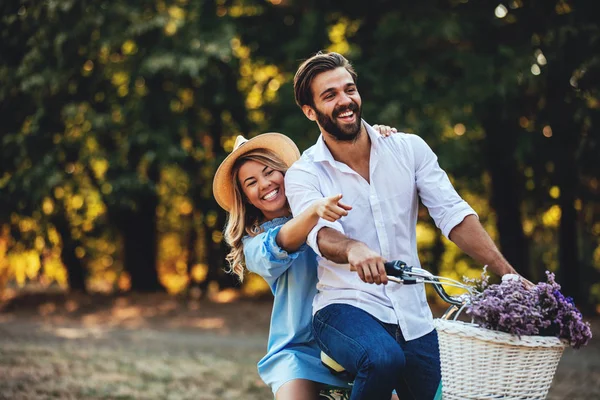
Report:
440,206,478,239
306,219,345,257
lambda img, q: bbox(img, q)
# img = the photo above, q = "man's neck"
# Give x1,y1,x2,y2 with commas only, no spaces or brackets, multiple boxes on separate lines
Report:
322,124,371,181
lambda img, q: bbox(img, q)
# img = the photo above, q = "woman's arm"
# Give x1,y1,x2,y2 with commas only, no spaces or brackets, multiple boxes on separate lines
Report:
276,194,351,252
244,195,348,286
243,227,297,286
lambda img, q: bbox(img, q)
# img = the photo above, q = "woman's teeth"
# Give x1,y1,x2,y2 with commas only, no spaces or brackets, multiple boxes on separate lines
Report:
262,189,279,200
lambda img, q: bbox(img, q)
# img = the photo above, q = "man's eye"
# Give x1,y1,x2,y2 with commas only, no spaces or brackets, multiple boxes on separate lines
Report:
347,88,356,93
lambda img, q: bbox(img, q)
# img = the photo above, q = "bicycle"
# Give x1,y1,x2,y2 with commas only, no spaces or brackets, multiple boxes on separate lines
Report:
318,260,566,400
317,260,471,400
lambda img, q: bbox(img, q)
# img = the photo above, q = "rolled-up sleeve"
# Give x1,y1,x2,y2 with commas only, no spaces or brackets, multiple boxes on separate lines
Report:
285,165,345,257
409,134,477,239
243,225,308,287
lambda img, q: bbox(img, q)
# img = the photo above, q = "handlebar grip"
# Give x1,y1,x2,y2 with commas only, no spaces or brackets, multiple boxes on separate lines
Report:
384,260,419,284
384,260,408,277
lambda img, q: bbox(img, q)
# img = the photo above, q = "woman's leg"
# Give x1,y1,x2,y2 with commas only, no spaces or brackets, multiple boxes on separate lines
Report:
275,379,321,400
312,304,404,400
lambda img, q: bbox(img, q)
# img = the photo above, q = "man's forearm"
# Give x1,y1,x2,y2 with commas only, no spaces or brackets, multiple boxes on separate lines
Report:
316,227,358,263
316,227,388,284
448,214,517,277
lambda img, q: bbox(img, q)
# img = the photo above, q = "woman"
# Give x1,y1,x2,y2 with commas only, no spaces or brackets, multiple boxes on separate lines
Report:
212,128,396,400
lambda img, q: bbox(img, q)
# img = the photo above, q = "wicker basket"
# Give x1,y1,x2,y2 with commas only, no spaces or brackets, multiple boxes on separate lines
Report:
433,319,566,399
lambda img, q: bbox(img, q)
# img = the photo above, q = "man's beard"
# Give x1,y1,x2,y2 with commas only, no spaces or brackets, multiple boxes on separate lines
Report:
315,101,362,142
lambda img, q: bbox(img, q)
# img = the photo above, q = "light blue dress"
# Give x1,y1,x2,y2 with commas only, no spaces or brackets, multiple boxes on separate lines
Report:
243,216,352,395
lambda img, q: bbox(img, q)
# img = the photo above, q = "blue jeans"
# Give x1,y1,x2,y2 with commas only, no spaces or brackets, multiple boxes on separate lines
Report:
313,303,441,400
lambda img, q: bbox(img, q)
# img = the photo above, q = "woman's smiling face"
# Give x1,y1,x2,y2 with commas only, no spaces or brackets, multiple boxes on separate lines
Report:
238,160,288,221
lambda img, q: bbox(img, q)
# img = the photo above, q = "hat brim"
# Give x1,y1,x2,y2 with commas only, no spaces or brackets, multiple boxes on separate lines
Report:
212,132,301,212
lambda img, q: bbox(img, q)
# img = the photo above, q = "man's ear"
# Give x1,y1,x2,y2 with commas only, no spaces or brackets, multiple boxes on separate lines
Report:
302,105,317,122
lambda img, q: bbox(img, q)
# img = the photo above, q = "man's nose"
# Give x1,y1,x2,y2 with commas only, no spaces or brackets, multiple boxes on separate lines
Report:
337,92,352,106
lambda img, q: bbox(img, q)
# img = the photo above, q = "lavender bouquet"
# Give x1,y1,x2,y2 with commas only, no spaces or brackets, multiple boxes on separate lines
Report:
465,270,592,349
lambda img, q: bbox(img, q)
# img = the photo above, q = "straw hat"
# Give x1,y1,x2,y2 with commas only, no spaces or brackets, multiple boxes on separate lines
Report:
212,133,301,211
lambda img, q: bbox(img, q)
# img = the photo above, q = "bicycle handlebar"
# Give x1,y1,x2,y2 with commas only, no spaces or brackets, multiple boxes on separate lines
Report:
383,260,471,307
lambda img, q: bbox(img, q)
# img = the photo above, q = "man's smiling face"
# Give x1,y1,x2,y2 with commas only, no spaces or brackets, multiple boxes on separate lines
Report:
304,67,363,141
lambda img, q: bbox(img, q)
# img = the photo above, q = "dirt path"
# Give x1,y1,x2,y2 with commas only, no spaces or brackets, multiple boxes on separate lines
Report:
0,293,274,399
0,293,598,399
0,319,271,399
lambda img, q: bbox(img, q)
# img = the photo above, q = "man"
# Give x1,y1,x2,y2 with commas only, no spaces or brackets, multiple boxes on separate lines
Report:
284,51,526,400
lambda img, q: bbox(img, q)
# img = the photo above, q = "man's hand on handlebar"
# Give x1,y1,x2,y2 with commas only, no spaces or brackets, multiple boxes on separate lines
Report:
347,242,388,285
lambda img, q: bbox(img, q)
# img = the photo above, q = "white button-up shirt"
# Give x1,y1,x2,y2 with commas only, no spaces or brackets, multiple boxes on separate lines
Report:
285,121,477,341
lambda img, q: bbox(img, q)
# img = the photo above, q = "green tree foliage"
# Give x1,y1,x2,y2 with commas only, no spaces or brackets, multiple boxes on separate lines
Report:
1,0,598,309
1,0,246,293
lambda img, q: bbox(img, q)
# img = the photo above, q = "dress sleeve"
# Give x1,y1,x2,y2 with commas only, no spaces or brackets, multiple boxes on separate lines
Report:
243,225,308,285
408,134,478,239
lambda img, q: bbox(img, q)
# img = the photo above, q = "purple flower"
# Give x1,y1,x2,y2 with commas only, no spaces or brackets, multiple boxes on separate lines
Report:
465,271,592,349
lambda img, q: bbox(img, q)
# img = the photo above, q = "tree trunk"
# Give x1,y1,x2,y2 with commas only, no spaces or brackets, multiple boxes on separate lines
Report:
186,209,200,289
120,193,162,292
51,212,87,292
211,206,236,289
557,156,579,301
199,202,237,296
549,98,581,303
544,32,583,305
481,115,530,280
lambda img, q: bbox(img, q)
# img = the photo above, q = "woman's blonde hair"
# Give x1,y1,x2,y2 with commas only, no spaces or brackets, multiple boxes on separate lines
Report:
223,148,290,282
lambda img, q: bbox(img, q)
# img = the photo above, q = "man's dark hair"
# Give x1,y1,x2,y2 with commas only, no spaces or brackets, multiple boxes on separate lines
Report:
293,51,358,108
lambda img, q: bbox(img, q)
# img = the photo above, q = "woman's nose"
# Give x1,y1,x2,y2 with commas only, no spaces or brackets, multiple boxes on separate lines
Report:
258,176,271,190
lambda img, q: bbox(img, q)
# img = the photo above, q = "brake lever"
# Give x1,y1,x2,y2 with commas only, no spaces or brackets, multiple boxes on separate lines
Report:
383,260,418,285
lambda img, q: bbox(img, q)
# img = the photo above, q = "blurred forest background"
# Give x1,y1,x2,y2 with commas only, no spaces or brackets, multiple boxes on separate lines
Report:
1,0,599,313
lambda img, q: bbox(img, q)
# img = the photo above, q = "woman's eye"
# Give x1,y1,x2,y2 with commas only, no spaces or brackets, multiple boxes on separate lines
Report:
247,181,256,187
266,169,274,176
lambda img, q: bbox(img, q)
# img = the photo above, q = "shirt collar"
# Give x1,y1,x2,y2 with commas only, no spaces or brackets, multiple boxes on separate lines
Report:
313,120,381,164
